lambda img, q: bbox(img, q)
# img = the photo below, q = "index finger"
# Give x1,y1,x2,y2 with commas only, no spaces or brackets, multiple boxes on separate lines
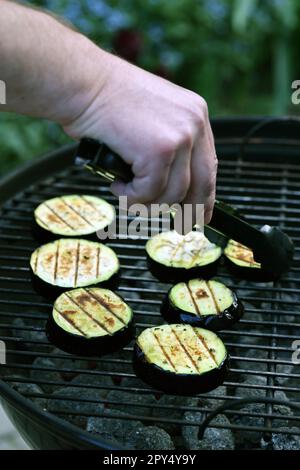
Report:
182,126,217,225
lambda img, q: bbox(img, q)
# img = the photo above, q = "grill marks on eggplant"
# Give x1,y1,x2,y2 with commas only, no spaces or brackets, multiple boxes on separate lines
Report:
152,330,177,372
53,239,60,284
30,239,119,288
186,283,201,316
59,197,96,229
74,240,80,287
52,288,132,338
146,231,222,281
34,195,115,236
223,239,276,281
53,305,87,337
63,291,112,336
196,330,218,366
137,325,223,374
162,279,244,331
136,325,227,375
43,202,77,231
146,231,220,269
170,326,204,372
205,282,221,314
224,240,261,269
85,288,127,326
134,324,229,394
174,280,228,317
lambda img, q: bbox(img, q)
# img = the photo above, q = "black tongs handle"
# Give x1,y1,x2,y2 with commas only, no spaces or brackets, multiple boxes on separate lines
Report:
210,200,263,250
75,138,134,183
210,201,294,277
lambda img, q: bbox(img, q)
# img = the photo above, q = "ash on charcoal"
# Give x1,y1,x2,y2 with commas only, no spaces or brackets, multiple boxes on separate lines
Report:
30,350,90,392
106,389,156,416
235,281,272,303
10,377,47,409
50,348,89,379
119,288,143,302
233,348,268,376
230,328,265,349
275,363,296,385
87,409,142,448
271,390,294,428
47,386,103,429
71,373,114,397
199,386,227,409
233,377,293,446
128,426,174,450
30,357,62,393
93,350,133,375
243,309,265,329
152,395,199,435
120,376,150,390
261,427,300,450
12,317,49,352
233,375,266,446
182,412,234,450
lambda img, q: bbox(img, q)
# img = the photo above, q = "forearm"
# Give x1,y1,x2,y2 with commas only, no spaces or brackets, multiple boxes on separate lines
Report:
0,1,217,220
0,0,109,125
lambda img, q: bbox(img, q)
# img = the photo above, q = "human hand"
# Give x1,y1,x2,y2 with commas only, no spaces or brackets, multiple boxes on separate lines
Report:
64,52,218,224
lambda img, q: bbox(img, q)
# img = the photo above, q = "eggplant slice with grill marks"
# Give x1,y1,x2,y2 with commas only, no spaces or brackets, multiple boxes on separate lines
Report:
33,194,115,240
30,238,119,298
224,239,276,281
133,324,229,394
161,279,244,331
46,287,134,355
146,230,222,282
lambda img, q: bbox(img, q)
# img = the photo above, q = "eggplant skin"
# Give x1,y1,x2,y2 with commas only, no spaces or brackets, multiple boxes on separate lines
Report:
161,289,244,332
133,343,229,395
30,268,120,300
224,239,278,282
32,217,102,243
224,257,278,282
46,311,134,357
146,254,219,282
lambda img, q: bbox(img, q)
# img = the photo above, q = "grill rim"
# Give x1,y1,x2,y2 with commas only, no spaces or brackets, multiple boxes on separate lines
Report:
0,379,117,450
0,115,299,450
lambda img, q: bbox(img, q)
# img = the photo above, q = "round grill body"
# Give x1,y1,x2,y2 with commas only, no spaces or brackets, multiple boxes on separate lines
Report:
0,117,300,450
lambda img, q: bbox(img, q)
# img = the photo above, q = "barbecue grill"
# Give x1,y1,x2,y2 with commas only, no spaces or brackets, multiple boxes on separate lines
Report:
0,116,299,450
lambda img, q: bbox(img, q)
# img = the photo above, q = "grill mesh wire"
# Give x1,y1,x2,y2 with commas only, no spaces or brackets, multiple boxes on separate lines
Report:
0,155,299,448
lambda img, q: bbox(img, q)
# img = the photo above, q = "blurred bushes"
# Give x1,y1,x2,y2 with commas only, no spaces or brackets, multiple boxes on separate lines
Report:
1,0,300,175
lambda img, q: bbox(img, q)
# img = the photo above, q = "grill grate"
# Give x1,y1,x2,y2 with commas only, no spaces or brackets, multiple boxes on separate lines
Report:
0,148,299,449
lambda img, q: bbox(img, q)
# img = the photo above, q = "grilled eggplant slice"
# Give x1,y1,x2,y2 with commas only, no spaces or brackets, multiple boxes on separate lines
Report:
46,287,134,355
33,194,115,240
133,324,229,394
30,239,119,297
146,230,222,282
224,239,276,281
161,279,243,331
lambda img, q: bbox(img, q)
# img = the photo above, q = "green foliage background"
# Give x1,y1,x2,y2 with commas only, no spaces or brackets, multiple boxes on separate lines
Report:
1,0,300,175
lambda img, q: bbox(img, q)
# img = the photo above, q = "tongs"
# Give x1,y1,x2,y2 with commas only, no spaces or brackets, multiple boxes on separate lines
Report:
74,138,294,278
